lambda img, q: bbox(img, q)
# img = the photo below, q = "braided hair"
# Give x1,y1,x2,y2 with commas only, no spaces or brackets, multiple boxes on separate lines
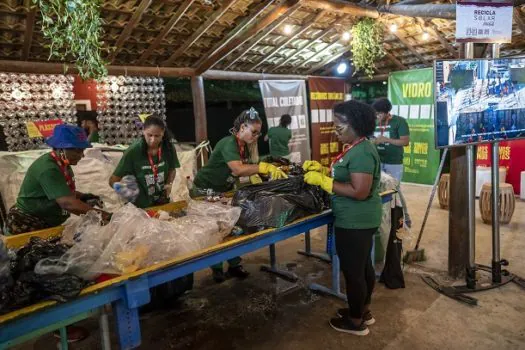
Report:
231,107,262,163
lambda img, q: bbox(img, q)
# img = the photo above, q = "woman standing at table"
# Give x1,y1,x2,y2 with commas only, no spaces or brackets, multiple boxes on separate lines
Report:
303,100,381,336
192,107,287,283
109,115,179,208
109,115,194,311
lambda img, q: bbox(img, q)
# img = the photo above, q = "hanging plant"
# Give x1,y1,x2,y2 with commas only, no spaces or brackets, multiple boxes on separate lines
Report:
33,0,108,80
351,18,385,78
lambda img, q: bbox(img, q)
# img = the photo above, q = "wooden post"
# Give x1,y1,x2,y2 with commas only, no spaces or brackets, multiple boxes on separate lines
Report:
448,42,474,278
191,76,208,162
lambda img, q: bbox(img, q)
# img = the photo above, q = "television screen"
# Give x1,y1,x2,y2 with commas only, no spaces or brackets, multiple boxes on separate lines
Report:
434,58,525,148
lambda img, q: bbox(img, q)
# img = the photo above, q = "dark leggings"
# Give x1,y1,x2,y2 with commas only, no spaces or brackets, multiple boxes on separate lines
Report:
335,226,377,319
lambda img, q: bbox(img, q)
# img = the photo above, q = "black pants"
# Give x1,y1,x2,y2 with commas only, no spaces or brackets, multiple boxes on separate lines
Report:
335,226,377,319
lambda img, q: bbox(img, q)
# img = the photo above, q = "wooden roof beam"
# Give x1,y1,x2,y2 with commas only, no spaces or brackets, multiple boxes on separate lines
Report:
306,46,349,74
193,0,278,68
270,26,335,72
107,0,152,63
0,60,195,77
383,24,430,65
300,41,342,68
21,0,36,60
197,0,302,74
248,10,327,71
384,51,407,70
137,0,196,65
163,0,239,66
417,18,457,57
514,8,525,35
307,0,379,18
308,0,456,20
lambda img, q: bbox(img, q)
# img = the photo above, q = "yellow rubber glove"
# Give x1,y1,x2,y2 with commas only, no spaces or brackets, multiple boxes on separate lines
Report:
302,160,330,175
249,174,263,184
259,162,288,180
304,171,333,194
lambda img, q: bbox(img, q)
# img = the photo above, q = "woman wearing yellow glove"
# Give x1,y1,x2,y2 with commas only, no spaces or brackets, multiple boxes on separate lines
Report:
192,108,287,283
304,100,381,336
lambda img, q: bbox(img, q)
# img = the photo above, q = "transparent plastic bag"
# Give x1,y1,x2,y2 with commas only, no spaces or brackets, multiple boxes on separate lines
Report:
89,202,241,275
35,211,112,280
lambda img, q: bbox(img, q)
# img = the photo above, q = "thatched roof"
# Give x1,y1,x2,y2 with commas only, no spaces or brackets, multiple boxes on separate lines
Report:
1,0,525,79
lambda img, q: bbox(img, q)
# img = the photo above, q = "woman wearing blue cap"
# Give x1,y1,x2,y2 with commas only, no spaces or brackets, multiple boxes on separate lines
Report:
6,124,111,235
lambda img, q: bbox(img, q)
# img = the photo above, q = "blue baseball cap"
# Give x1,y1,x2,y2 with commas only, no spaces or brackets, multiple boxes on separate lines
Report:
46,124,92,149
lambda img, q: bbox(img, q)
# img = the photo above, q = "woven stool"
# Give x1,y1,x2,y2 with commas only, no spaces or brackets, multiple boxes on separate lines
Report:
479,183,515,224
438,174,450,210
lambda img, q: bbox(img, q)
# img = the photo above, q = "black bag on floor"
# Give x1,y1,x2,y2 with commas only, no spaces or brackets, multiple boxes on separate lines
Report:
232,177,329,232
380,206,405,289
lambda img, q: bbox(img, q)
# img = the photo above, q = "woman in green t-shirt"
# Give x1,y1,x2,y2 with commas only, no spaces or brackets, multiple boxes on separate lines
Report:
264,114,292,158
303,100,381,336
110,115,180,208
192,108,287,283
7,125,111,235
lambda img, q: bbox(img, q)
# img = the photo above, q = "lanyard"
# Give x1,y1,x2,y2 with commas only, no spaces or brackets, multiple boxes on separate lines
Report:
50,151,76,193
147,147,162,185
330,137,366,170
378,116,392,136
236,137,247,163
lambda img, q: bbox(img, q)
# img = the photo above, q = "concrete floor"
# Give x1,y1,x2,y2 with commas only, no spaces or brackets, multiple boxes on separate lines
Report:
16,184,525,349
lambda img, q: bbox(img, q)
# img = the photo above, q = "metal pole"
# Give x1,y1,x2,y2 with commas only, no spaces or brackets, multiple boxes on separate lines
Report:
492,43,500,59
465,42,474,59
465,42,476,288
491,43,502,283
466,145,477,288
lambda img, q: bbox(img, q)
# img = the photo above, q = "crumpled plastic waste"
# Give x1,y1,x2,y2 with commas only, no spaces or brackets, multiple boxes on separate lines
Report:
35,201,242,278
35,211,111,280
113,175,140,203
232,176,329,232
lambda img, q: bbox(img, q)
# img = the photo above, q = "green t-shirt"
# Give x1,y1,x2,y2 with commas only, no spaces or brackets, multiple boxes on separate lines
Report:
88,130,100,143
113,139,180,208
194,135,249,193
267,126,292,157
374,115,409,164
16,153,74,227
331,140,382,229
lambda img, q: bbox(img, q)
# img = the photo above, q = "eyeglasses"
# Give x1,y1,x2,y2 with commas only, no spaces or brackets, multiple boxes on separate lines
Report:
245,125,261,137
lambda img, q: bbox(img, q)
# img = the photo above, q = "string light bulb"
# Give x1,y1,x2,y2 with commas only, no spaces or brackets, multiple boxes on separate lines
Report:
389,24,398,33
284,24,293,35
422,32,430,41
337,62,348,74
342,32,351,41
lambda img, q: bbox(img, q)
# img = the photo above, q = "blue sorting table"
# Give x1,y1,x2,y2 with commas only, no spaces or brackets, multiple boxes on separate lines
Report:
1,190,395,349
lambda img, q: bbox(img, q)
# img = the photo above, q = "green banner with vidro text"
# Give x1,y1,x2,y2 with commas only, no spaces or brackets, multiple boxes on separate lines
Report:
388,68,440,185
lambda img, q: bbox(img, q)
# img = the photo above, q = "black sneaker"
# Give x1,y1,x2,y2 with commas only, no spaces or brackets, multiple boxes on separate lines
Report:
336,309,376,326
227,265,250,279
329,317,369,336
212,269,226,283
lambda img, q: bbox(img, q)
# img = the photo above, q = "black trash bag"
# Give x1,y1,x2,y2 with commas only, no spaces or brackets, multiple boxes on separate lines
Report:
1,237,88,315
262,156,291,166
140,274,194,313
11,237,69,279
0,240,13,313
379,206,406,289
232,176,330,232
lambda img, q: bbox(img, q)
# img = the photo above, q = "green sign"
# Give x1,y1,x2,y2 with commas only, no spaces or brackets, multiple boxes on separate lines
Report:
388,68,439,185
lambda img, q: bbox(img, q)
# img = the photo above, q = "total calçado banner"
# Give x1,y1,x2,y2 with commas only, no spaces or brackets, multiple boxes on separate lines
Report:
308,77,346,166
259,80,311,163
388,69,440,185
